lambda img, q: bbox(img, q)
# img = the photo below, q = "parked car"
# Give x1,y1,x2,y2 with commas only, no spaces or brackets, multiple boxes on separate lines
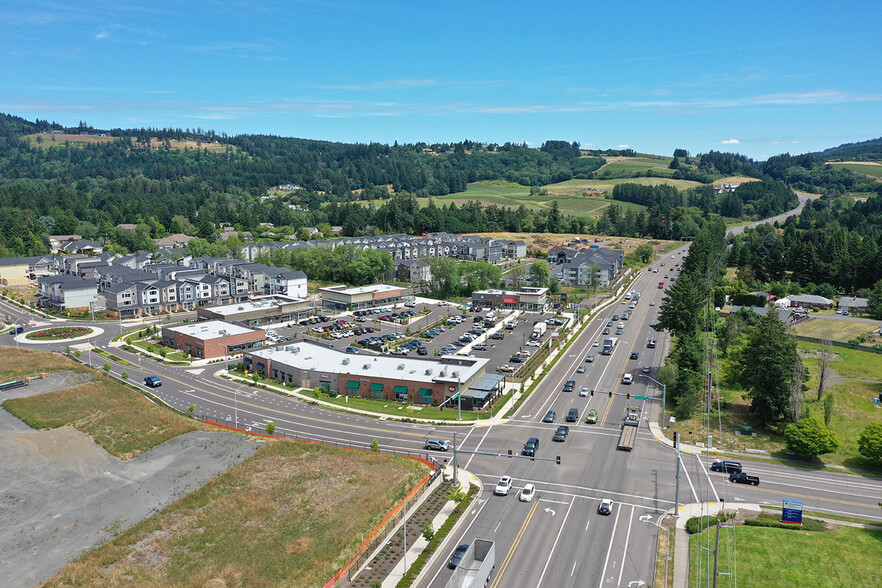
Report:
525,340,541,347
519,483,536,502
490,332,504,340
711,460,742,473
494,475,513,496
448,544,470,569
425,439,450,452
598,498,614,515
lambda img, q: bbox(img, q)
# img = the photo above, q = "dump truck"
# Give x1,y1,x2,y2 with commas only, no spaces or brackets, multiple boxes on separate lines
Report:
446,538,495,588
617,406,640,451
601,337,618,355
532,321,547,338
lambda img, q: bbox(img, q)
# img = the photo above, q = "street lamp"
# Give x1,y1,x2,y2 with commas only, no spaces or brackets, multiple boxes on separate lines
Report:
233,384,243,430
639,374,667,429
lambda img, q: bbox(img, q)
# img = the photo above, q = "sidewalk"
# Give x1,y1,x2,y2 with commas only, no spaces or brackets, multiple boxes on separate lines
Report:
671,502,761,588
381,466,483,588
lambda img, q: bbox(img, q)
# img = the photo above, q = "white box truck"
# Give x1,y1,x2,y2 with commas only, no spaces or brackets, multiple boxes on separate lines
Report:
446,539,495,588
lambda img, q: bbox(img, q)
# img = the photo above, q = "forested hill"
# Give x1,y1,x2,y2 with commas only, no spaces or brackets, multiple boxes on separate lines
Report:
815,137,882,161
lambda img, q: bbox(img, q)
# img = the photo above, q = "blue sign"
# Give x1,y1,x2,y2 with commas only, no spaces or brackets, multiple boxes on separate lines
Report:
782,499,803,525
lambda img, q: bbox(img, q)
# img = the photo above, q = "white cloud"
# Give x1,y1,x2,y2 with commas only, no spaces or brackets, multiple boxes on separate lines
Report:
617,144,629,149
95,31,108,40
791,140,800,144
720,139,740,145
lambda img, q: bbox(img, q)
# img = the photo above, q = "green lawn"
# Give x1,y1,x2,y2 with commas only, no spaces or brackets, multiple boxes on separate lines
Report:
792,317,877,342
689,522,882,588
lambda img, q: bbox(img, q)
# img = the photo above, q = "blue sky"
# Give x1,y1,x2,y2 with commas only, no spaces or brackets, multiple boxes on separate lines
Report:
2,1,880,159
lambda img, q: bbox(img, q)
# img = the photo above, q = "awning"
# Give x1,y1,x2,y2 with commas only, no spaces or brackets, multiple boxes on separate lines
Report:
503,297,518,304
370,383,384,391
418,388,433,395
346,381,360,388
394,385,408,394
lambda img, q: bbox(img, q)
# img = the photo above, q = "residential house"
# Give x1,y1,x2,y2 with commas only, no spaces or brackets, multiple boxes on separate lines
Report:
36,275,98,312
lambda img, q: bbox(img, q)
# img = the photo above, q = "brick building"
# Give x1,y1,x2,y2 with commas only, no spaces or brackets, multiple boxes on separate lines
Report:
161,320,265,359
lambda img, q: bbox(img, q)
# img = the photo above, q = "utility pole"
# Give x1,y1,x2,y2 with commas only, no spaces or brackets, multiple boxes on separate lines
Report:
452,431,459,488
403,496,408,572
674,432,681,516
713,519,721,588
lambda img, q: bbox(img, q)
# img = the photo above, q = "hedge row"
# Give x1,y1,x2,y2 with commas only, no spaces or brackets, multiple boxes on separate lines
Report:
744,515,826,532
685,511,735,534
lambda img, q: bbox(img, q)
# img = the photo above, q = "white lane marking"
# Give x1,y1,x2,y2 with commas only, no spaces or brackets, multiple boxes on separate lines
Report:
679,454,699,502
585,519,591,533
537,495,576,587
696,453,720,502
616,505,635,588
598,505,622,588
465,424,493,470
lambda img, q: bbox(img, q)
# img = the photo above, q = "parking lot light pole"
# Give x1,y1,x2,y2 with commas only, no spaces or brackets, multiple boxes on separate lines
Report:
639,373,667,429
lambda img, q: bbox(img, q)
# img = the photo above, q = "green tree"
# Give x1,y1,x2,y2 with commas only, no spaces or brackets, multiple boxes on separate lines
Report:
784,417,838,459
121,370,128,380
266,421,276,435
102,362,111,373
823,392,834,426
529,260,551,287
370,439,380,452
867,279,882,320
188,404,195,415
298,228,311,241
653,273,703,338
738,312,801,426
633,243,654,263
858,422,882,460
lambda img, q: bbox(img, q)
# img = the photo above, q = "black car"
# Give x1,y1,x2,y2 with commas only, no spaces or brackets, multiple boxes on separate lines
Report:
711,460,742,474
553,425,569,442
566,408,579,422
729,472,760,486
543,410,556,423
523,437,540,456
448,544,469,569
602,327,610,335
630,351,639,360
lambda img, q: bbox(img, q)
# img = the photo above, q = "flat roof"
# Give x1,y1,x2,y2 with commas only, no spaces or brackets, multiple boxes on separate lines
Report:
320,284,402,296
249,341,487,385
472,287,549,296
205,295,309,316
168,320,260,339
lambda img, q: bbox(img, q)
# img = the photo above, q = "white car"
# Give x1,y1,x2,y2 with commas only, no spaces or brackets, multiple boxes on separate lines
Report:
526,341,541,347
650,301,655,306
621,373,633,384
580,387,590,397
519,483,536,502
494,476,513,496
593,340,600,347
598,498,614,515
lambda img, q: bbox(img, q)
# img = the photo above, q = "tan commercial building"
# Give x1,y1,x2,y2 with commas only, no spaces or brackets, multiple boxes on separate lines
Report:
319,284,413,312
196,295,312,328
161,320,265,359
471,287,549,312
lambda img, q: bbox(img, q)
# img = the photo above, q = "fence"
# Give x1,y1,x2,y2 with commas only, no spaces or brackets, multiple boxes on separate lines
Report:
793,334,882,354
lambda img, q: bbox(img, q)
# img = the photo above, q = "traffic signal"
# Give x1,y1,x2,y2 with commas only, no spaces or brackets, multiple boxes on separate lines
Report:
626,393,630,399
608,390,612,398
507,449,512,458
556,455,561,465
590,389,594,396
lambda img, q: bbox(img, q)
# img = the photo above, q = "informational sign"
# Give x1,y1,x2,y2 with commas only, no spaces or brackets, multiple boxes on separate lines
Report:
448,385,456,393
781,499,804,525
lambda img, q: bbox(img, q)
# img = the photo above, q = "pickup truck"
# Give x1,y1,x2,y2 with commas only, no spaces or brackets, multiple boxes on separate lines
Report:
729,472,760,486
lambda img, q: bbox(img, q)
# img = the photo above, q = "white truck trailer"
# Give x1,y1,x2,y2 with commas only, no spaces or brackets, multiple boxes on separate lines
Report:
446,539,495,588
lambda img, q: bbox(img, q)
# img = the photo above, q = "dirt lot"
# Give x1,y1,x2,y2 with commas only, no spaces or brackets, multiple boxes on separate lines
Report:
0,373,261,588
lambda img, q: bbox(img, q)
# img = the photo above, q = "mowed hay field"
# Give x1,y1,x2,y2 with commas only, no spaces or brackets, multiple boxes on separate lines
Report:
45,441,430,588
1,348,198,459
791,317,878,342
828,161,882,180
26,133,232,152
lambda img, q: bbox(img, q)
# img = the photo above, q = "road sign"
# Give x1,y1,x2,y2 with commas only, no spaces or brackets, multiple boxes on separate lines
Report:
448,385,456,393
635,395,649,400
782,499,803,525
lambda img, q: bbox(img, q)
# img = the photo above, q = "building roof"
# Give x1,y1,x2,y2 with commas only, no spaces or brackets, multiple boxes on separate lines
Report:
788,294,833,305
249,341,487,385
167,320,260,339
472,286,549,297
206,295,309,317
0,255,45,267
321,284,401,296
838,297,868,308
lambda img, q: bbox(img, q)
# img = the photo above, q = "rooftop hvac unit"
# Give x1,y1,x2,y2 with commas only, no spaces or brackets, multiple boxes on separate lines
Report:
452,371,459,378
291,346,300,354
439,370,447,377
398,363,405,370
425,369,433,375
238,307,244,310
363,364,371,370
342,358,350,365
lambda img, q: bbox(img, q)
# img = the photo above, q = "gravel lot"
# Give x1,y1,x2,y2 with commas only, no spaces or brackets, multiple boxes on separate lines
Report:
0,372,261,587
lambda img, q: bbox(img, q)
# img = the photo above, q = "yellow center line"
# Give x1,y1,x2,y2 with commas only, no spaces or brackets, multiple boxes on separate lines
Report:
149,371,429,438
490,499,540,588
713,481,876,508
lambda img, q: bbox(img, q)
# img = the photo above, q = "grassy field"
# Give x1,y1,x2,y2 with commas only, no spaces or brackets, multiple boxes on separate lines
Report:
689,521,880,588
45,440,429,588
828,161,882,180
25,133,232,152
665,341,882,468
714,175,762,186
1,348,198,459
791,317,878,342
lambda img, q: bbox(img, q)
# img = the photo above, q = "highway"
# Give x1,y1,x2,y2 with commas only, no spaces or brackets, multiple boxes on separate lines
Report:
3,206,882,587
